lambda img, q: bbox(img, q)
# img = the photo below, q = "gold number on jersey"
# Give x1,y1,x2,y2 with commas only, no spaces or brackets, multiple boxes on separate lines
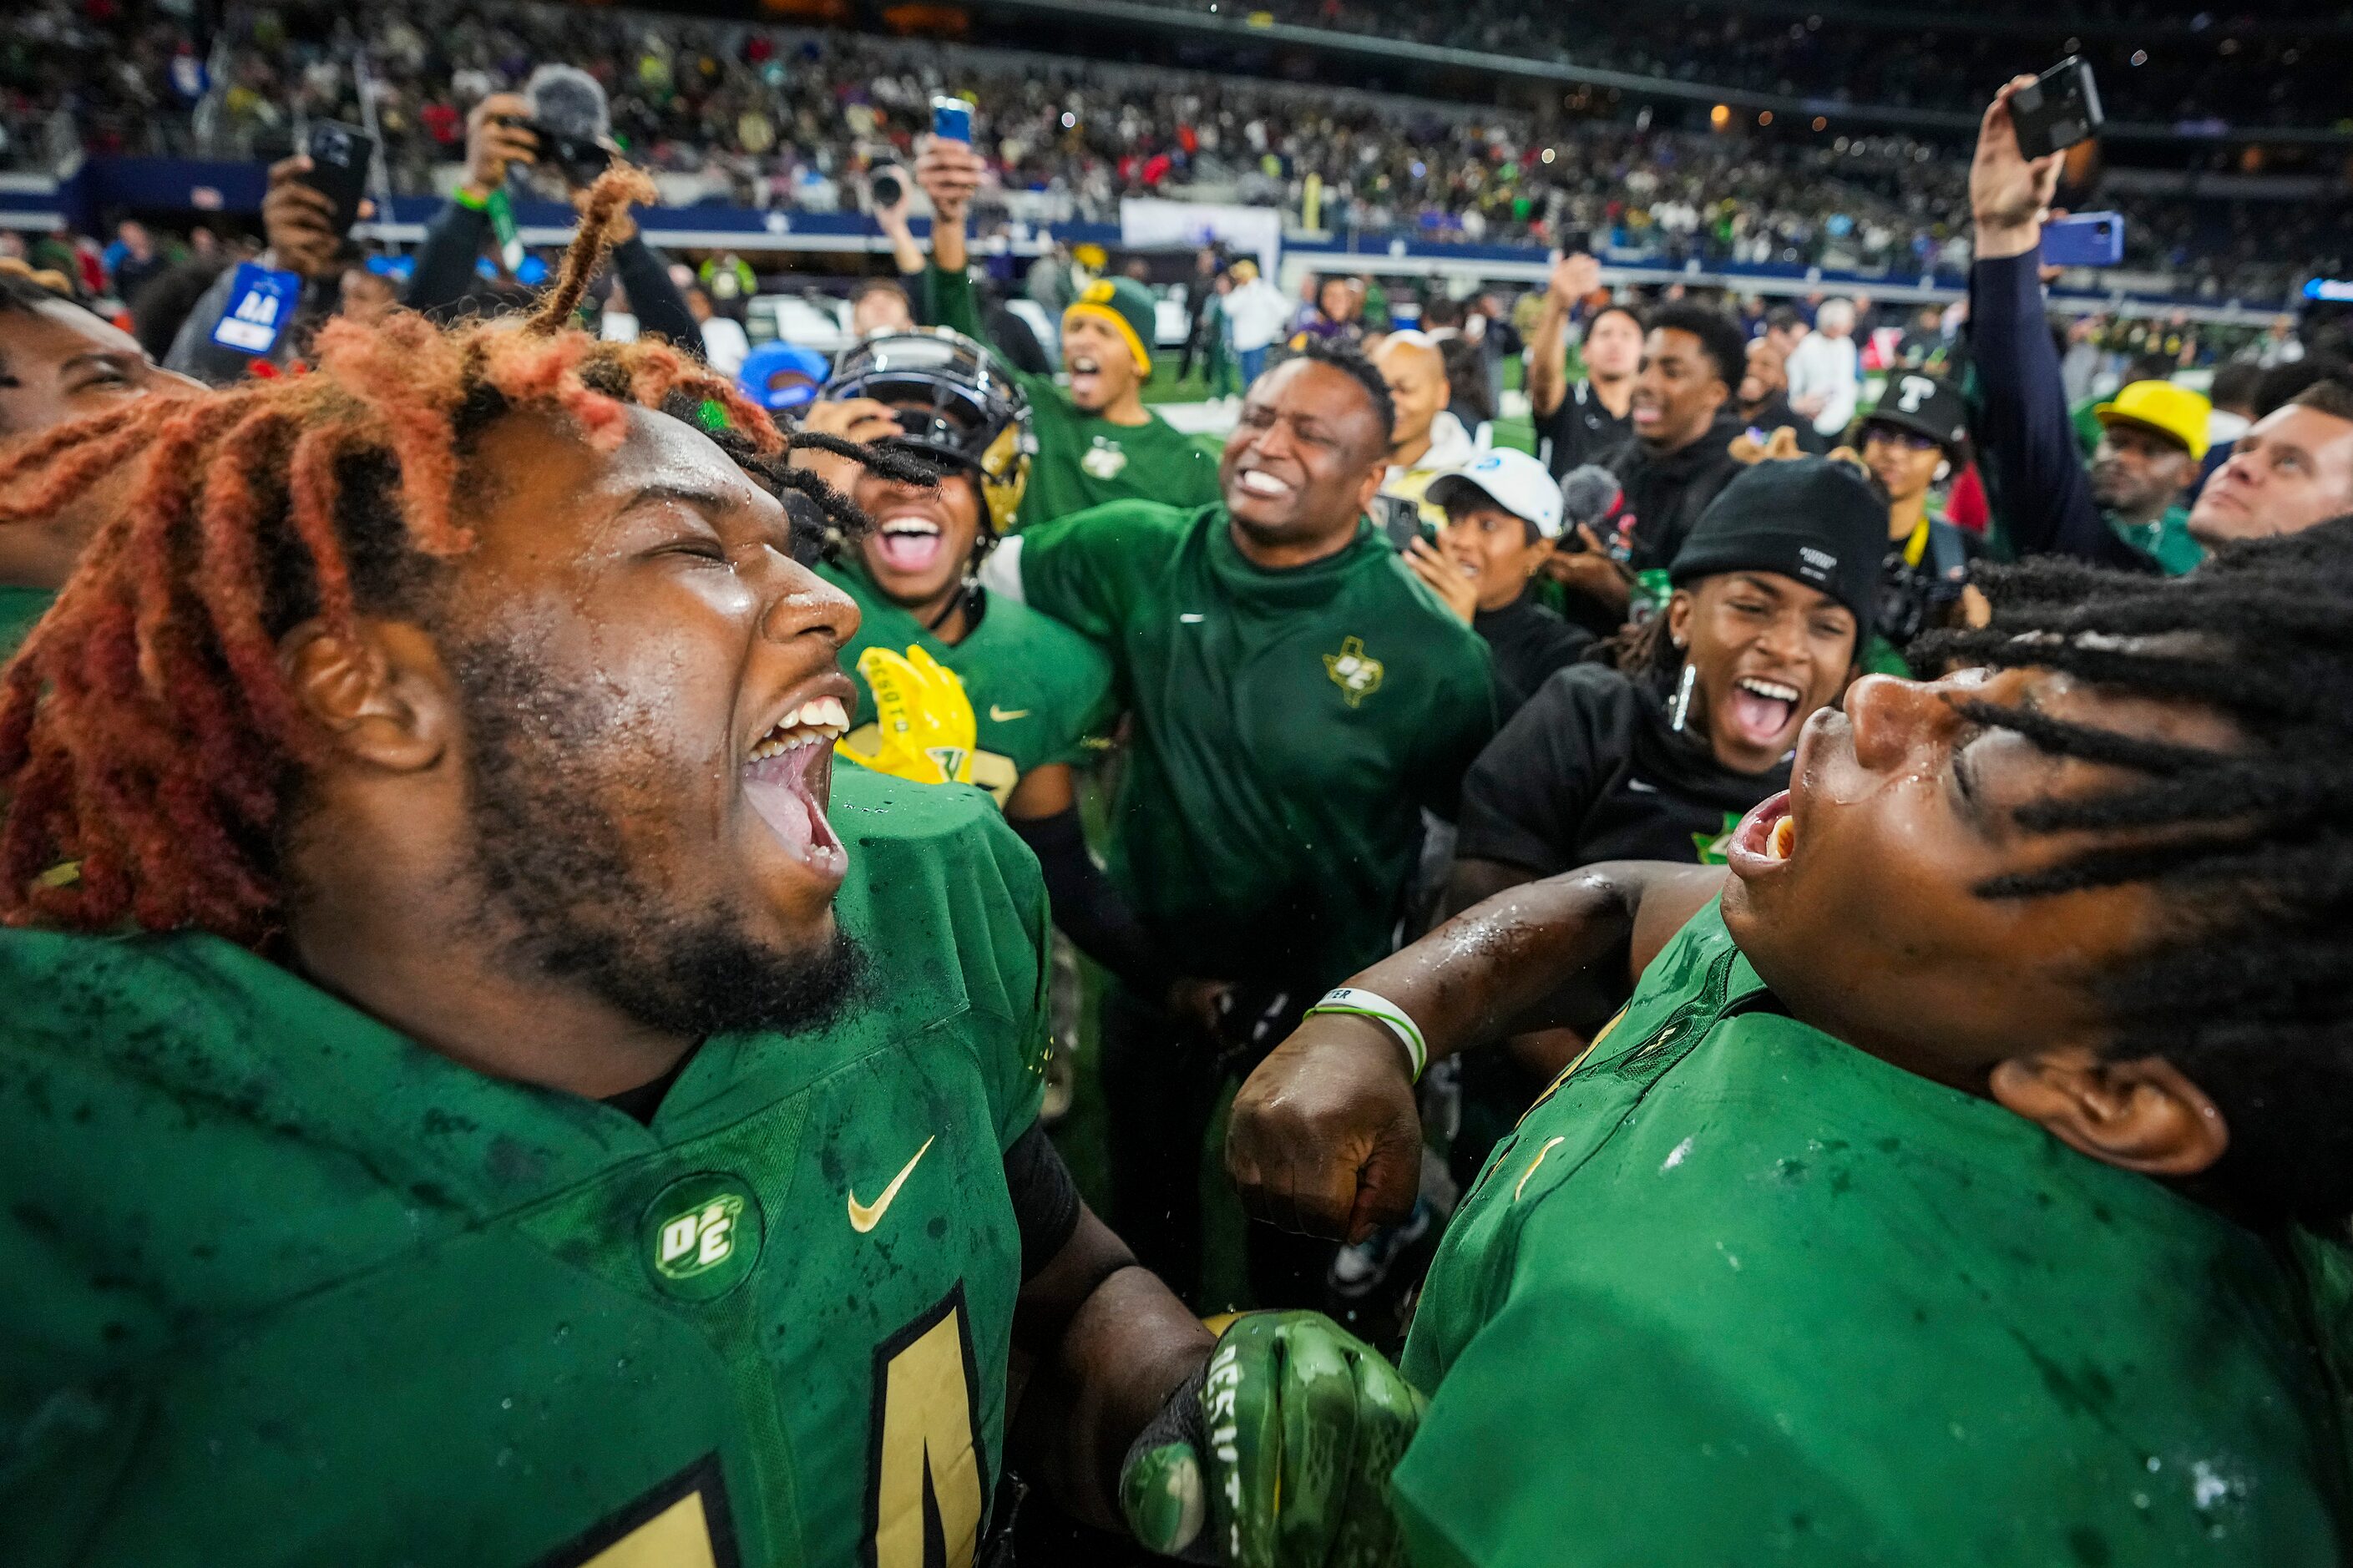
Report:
864,1286,985,1568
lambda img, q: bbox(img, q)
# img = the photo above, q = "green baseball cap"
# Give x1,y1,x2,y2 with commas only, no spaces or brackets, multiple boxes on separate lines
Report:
1065,276,1157,377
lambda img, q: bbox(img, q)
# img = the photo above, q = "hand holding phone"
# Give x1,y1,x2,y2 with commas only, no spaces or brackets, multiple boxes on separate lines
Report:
2010,57,2103,159
301,120,375,239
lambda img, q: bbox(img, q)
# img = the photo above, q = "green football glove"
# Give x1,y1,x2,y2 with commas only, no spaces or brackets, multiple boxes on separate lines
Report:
1120,1311,1426,1567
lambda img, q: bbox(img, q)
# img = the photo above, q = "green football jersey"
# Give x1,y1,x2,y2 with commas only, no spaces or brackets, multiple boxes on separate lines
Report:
1004,500,1497,989
0,583,53,663
929,266,1222,531
1,766,1050,1568
1395,898,2350,1567
823,559,1115,807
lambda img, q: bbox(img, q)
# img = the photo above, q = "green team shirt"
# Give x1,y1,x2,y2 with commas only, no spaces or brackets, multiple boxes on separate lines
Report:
1396,898,2351,1567
823,559,1115,807
1,766,1051,1568
0,583,53,663
929,265,1221,530
1005,500,1497,988
2110,501,2206,576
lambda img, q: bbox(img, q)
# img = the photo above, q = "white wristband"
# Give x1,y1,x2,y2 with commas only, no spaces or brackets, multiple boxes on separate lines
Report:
1306,986,1429,1083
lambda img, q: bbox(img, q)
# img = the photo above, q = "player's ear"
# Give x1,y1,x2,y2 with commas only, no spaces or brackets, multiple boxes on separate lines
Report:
1990,1046,2229,1178
279,616,456,774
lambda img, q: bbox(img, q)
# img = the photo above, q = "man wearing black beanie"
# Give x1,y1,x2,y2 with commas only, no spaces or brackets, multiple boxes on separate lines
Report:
1441,457,1885,1174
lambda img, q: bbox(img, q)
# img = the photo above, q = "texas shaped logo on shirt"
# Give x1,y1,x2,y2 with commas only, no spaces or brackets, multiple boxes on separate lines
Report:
1323,636,1384,708
1080,437,1129,480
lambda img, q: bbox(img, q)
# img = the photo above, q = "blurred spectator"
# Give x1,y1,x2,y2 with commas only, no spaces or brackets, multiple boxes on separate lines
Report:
600,280,639,343
1527,253,1639,481
1293,276,1362,346
1855,373,1981,661
1733,336,1826,454
1413,448,1593,715
686,286,750,375
103,220,170,305
1374,331,1477,522
164,153,353,383
1177,247,1222,383
1759,306,1807,360
0,271,200,658
1581,301,1748,625
2257,316,2307,368
1784,296,1859,438
851,278,916,337
1222,259,1292,389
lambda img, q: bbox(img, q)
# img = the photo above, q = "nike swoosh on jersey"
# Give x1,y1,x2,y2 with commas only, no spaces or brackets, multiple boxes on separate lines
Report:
1626,777,1658,792
988,705,1032,721
848,1136,936,1233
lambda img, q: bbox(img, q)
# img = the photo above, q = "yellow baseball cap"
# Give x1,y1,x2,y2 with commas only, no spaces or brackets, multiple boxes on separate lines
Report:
2094,380,2212,462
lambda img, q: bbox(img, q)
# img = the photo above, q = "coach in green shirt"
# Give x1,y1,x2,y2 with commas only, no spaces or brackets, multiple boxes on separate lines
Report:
984,338,1496,1302
914,140,1220,529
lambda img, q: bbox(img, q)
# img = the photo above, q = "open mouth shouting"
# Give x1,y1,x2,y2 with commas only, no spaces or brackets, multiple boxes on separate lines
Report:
873,511,944,575
1066,352,1104,397
1723,675,1804,751
1727,787,1795,879
743,691,854,883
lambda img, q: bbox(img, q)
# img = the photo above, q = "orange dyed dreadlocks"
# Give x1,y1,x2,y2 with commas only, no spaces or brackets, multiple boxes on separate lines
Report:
0,166,921,942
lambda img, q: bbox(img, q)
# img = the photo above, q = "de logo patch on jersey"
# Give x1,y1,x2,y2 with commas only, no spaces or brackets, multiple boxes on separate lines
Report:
643,1173,765,1300
1323,635,1384,708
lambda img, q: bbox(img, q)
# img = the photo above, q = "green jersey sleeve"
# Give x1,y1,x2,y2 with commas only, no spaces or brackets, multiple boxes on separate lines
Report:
1015,606,1118,768
1007,499,1193,647
926,265,1057,402
927,262,988,345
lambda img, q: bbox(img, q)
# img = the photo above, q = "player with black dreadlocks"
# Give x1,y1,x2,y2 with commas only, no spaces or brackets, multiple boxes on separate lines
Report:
0,169,1423,1567
1229,523,2353,1565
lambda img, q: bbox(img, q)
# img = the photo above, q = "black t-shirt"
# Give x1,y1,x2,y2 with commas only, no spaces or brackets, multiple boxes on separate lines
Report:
1538,380,1635,480
1737,392,1830,454
1455,660,1790,875
1474,589,1593,716
1604,414,1747,574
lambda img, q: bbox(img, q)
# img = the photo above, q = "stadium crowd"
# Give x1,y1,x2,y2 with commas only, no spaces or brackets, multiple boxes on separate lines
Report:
1144,0,2348,129
8,8,2353,1563
8,0,2352,297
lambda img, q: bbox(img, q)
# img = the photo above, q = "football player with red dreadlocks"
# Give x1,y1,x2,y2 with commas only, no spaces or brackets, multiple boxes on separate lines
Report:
0,170,1420,1567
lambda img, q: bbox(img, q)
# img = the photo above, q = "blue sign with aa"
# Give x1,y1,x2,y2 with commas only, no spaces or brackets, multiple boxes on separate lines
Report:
210,261,303,357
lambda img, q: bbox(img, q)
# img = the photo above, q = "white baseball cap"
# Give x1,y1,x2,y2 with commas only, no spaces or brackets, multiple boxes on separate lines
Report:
1424,448,1566,539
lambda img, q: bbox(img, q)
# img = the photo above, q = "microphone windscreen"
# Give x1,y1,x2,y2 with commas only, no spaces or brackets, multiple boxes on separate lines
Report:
526,63,610,142
1558,463,1622,529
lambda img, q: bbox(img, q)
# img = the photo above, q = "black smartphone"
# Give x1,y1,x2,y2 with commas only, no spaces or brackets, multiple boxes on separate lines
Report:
2010,56,2103,159
1374,493,1430,552
302,120,375,238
